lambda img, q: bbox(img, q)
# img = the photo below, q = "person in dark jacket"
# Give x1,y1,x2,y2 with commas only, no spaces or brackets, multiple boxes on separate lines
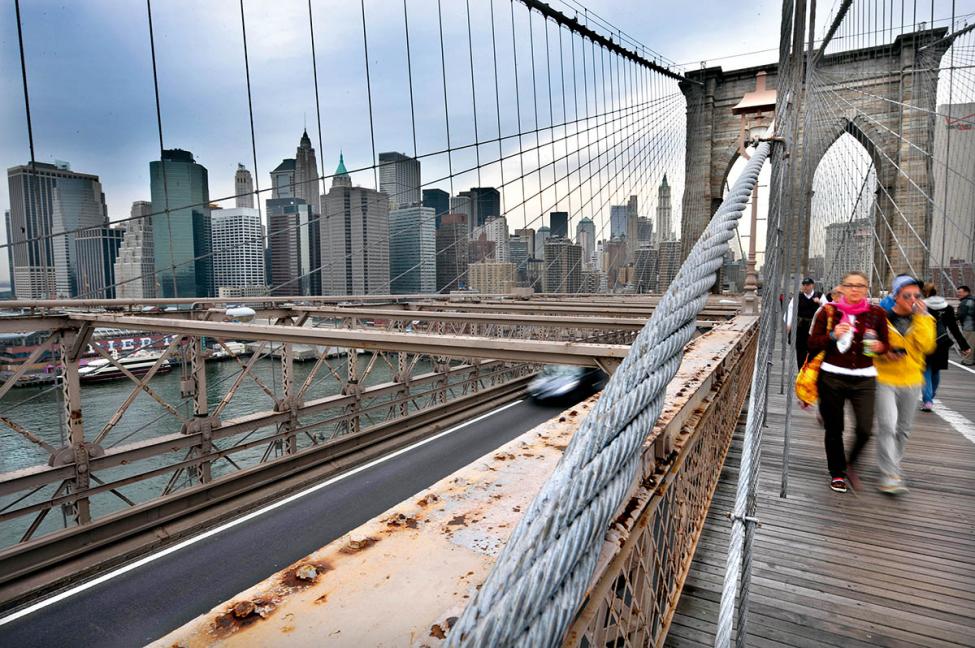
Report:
807,271,889,493
786,278,823,368
959,285,975,365
920,284,973,411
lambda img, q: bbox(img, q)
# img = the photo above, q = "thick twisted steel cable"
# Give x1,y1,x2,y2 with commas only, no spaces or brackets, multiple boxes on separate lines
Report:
446,141,770,648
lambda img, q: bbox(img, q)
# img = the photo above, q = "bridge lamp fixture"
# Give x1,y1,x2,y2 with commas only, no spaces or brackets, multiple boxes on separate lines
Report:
732,71,777,312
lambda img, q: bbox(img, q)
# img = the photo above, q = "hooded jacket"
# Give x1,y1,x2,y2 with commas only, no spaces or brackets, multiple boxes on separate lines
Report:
874,309,936,387
923,296,972,370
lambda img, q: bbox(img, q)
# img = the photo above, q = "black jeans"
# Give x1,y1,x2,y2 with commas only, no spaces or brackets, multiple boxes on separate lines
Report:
817,371,876,478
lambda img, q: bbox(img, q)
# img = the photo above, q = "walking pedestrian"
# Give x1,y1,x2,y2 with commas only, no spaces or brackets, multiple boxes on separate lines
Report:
920,284,972,411
807,271,889,493
874,276,936,495
786,278,823,368
958,285,975,366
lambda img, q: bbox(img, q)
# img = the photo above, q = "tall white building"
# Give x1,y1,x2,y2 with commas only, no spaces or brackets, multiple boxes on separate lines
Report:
389,205,436,294
235,164,254,208
379,152,421,210
576,217,596,269
211,207,266,291
322,154,390,295
473,216,510,263
655,174,673,244
114,201,156,299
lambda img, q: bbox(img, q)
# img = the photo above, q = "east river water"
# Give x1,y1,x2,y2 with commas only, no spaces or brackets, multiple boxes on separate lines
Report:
0,354,428,549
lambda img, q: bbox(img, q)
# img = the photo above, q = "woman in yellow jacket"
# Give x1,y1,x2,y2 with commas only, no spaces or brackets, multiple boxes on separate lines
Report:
873,276,936,494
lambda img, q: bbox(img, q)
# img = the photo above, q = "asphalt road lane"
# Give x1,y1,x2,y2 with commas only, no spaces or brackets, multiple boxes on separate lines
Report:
0,397,569,647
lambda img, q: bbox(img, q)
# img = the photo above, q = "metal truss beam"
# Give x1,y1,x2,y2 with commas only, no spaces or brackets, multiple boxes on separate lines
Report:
66,314,629,368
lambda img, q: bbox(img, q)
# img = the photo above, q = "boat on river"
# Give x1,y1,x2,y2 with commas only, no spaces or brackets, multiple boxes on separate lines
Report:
78,349,172,383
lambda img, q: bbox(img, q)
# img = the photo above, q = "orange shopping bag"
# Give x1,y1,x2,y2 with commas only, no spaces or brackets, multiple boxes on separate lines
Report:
794,305,834,406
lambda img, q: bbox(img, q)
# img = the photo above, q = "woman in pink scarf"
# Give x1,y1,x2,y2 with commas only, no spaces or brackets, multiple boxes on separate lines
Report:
806,271,890,493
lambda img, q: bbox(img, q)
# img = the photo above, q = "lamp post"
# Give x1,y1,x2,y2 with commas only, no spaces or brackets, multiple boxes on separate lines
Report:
732,71,776,314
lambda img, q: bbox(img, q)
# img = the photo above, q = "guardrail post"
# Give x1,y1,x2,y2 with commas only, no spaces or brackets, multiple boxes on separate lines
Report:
396,351,410,417
190,336,213,483
344,347,361,435
59,329,91,525
280,319,297,455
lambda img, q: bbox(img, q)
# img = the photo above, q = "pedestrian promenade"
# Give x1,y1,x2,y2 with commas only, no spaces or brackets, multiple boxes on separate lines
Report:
667,358,975,647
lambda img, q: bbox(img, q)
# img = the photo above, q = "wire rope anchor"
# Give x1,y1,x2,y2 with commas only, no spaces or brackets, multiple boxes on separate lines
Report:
726,512,762,527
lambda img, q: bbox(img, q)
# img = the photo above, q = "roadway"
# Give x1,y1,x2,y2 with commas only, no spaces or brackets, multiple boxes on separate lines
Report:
0,396,573,647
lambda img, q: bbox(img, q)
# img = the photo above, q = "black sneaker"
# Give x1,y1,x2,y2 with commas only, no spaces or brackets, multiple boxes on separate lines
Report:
830,477,848,493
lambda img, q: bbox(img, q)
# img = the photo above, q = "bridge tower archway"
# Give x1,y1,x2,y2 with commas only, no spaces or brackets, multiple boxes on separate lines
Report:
678,28,951,288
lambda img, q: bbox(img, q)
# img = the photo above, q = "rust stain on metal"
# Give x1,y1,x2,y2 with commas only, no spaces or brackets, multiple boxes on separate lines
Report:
383,512,419,529
279,560,331,588
430,623,447,639
212,597,277,639
340,534,378,553
447,513,467,526
416,492,440,506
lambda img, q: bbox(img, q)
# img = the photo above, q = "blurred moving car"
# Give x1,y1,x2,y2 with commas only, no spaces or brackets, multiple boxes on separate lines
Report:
528,365,606,402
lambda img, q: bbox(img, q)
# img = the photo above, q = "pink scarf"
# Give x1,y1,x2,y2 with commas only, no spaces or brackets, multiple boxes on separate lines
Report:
833,295,870,319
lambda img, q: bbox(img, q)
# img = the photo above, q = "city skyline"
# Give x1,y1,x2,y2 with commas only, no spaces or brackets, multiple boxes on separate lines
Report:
0,0,790,286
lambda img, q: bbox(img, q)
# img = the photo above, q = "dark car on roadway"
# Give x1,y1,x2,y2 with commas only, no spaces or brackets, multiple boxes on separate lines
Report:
528,365,607,402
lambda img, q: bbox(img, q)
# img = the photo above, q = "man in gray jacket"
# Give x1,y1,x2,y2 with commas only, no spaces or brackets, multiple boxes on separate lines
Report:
958,285,975,365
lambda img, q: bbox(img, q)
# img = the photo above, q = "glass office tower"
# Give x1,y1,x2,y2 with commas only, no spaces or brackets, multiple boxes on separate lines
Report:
150,149,213,298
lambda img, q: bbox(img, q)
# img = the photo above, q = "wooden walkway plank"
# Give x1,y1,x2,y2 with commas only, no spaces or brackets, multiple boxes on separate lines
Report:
666,359,975,648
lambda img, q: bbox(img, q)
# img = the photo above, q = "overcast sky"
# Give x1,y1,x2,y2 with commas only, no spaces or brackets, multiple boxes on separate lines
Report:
0,0,794,285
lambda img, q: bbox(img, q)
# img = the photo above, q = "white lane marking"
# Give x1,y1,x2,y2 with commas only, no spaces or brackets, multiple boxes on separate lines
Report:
948,360,975,375
0,399,525,626
933,399,975,446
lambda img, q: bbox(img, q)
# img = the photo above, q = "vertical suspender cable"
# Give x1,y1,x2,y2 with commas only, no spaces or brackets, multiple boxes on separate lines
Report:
403,0,418,159
308,0,327,194
465,0,483,190
360,0,379,192
146,0,177,298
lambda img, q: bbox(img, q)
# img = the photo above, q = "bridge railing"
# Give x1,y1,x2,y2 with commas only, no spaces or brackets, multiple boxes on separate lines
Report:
0,302,646,607
147,314,757,648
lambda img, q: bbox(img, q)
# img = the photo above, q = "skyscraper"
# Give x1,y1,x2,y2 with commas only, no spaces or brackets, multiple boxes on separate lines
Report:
150,149,213,298
655,175,672,244
270,159,296,199
436,213,468,292
4,210,14,297
235,164,254,208
469,261,516,294
515,227,536,259
637,217,653,246
267,198,315,296
656,240,683,293
212,207,266,292
634,245,658,294
6,161,109,298
543,238,582,293
626,195,639,261
535,225,551,259
575,217,596,269
379,152,421,210
423,188,450,229
508,235,530,284
75,225,123,298
389,205,436,294
610,204,628,239
114,201,156,300
322,154,390,295
550,211,569,238
454,187,501,236
295,130,320,214
480,216,510,263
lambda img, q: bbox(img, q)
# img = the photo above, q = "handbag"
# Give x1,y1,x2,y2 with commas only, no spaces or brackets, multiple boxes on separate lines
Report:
795,306,835,406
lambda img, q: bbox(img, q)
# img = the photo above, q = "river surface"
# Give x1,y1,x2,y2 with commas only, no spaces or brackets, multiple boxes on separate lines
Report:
0,354,432,549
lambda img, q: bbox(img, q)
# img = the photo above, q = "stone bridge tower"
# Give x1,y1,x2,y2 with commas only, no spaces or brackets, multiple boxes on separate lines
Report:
679,28,951,290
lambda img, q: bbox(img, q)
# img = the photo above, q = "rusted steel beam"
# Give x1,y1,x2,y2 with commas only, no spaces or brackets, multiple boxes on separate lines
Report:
65,314,630,368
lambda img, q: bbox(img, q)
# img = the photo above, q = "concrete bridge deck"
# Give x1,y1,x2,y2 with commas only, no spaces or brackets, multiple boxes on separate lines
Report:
668,359,975,648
